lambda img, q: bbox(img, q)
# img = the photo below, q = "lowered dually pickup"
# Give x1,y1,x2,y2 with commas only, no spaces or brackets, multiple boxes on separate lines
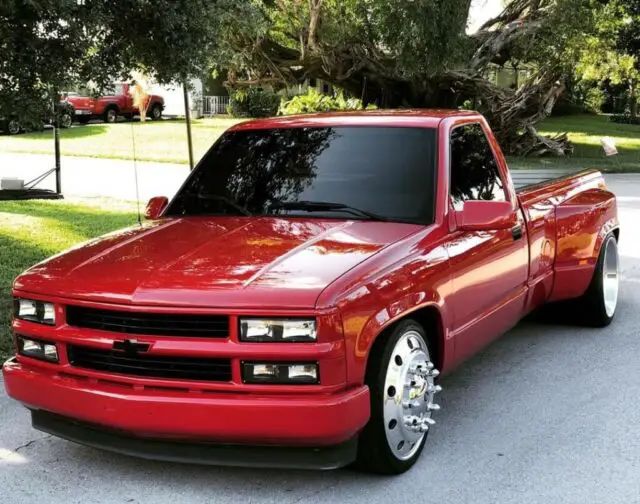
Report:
3,110,620,474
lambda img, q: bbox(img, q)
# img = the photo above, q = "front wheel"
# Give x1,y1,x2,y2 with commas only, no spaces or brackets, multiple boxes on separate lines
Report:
7,119,21,135
355,320,441,474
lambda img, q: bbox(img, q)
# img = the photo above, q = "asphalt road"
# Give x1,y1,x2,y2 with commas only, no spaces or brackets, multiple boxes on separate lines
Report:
1,174,639,504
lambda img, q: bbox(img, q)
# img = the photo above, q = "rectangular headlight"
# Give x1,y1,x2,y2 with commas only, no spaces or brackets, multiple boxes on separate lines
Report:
239,318,316,342
242,362,319,384
13,298,56,325
17,336,59,362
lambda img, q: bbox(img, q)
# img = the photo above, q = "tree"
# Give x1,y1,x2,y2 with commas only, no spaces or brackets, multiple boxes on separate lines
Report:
0,0,221,125
210,0,603,155
575,0,640,118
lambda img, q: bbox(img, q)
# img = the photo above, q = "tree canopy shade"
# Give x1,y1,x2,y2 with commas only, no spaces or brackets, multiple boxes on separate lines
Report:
211,0,604,155
0,0,221,125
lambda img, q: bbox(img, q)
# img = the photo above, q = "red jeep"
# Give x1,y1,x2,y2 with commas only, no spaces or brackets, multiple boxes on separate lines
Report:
64,83,164,124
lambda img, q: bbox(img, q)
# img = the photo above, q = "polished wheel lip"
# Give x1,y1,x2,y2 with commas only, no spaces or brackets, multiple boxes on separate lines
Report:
383,329,440,461
603,236,619,317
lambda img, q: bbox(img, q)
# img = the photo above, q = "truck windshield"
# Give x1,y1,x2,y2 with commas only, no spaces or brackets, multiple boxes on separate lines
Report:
165,126,437,224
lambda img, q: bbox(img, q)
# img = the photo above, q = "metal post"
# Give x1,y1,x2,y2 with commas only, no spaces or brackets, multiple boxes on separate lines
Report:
54,99,62,194
183,79,195,171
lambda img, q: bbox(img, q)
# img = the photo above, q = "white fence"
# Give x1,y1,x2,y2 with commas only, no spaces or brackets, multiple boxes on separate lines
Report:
203,96,230,116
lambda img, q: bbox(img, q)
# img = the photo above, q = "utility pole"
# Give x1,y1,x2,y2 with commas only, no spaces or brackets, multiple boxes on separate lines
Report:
53,94,62,194
183,78,195,171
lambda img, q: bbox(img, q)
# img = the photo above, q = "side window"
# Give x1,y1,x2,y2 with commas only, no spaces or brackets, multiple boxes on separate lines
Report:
449,123,506,209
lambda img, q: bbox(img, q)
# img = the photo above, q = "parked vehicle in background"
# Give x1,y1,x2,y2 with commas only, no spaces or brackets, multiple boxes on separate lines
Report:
0,101,74,135
2,110,620,474
64,83,164,124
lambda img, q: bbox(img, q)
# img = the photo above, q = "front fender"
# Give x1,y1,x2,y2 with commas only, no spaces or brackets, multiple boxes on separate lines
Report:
334,244,452,386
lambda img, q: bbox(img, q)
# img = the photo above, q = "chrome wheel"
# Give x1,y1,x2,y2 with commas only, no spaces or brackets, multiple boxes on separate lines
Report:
383,330,441,461
7,120,20,135
106,109,117,123
603,237,619,317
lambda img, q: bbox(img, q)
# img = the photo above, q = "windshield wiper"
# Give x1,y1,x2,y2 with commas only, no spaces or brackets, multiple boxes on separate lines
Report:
270,200,389,221
193,194,252,216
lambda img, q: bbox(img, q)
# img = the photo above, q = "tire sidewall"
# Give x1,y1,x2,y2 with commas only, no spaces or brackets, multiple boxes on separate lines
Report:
358,319,431,474
151,104,162,120
593,233,618,325
105,108,117,123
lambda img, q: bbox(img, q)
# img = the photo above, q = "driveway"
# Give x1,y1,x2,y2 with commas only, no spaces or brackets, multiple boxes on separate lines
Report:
1,175,639,504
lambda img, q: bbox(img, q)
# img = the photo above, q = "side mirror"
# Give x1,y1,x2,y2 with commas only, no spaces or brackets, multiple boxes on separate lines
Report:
144,196,169,220
454,200,516,231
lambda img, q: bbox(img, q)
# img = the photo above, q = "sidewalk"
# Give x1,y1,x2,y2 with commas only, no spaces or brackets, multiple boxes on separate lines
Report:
0,152,190,202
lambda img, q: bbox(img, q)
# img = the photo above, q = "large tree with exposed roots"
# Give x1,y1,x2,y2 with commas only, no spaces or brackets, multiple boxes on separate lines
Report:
212,0,603,156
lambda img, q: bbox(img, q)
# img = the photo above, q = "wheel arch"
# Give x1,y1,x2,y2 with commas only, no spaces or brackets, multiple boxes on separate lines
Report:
362,304,447,380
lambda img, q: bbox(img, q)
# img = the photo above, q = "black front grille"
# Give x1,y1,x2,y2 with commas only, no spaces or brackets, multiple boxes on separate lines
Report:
66,306,229,338
67,345,232,382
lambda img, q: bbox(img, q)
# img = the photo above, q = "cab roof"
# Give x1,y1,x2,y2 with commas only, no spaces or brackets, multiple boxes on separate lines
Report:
229,109,481,131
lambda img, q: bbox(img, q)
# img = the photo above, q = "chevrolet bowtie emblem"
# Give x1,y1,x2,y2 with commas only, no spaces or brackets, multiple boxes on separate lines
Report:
112,339,151,354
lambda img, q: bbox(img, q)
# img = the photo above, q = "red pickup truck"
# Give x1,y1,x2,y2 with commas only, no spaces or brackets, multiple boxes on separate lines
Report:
2,110,620,474
64,83,164,124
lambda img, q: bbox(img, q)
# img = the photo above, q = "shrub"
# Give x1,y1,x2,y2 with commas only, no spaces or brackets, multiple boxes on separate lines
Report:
279,88,376,115
227,87,280,118
583,87,605,114
610,113,640,125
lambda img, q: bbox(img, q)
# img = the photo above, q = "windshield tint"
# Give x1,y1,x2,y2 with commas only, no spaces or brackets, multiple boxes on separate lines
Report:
165,126,437,224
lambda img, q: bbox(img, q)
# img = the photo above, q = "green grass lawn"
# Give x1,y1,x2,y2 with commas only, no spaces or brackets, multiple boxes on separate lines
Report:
0,117,244,165
0,113,638,170
0,199,137,357
507,114,640,172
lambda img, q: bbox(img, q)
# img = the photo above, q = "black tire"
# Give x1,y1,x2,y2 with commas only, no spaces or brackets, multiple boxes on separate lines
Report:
355,319,436,474
103,107,118,123
572,233,619,327
78,116,90,125
149,103,163,120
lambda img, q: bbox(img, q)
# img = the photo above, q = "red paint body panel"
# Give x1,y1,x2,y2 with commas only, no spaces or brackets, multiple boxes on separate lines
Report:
3,110,619,455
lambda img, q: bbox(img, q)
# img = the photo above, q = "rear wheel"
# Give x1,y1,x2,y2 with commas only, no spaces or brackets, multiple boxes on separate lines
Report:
575,233,619,327
103,107,118,124
355,320,441,474
59,112,72,129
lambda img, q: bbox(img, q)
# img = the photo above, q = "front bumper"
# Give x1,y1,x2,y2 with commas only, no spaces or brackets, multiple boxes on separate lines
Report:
3,358,369,450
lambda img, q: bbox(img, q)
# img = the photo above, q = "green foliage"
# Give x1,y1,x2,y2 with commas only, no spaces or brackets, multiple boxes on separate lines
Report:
0,0,225,122
228,88,280,118
584,87,606,113
278,88,375,115
610,113,640,124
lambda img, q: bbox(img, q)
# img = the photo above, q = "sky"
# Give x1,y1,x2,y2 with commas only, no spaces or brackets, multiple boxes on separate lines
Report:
468,0,506,33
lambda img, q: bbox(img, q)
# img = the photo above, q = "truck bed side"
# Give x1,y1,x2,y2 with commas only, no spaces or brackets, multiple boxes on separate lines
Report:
516,168,619,305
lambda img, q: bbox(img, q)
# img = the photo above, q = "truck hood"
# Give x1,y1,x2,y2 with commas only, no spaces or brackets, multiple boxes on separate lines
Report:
14,216,421,309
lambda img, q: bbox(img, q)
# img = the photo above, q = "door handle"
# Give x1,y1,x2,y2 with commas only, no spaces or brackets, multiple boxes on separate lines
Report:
512,224,523,241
